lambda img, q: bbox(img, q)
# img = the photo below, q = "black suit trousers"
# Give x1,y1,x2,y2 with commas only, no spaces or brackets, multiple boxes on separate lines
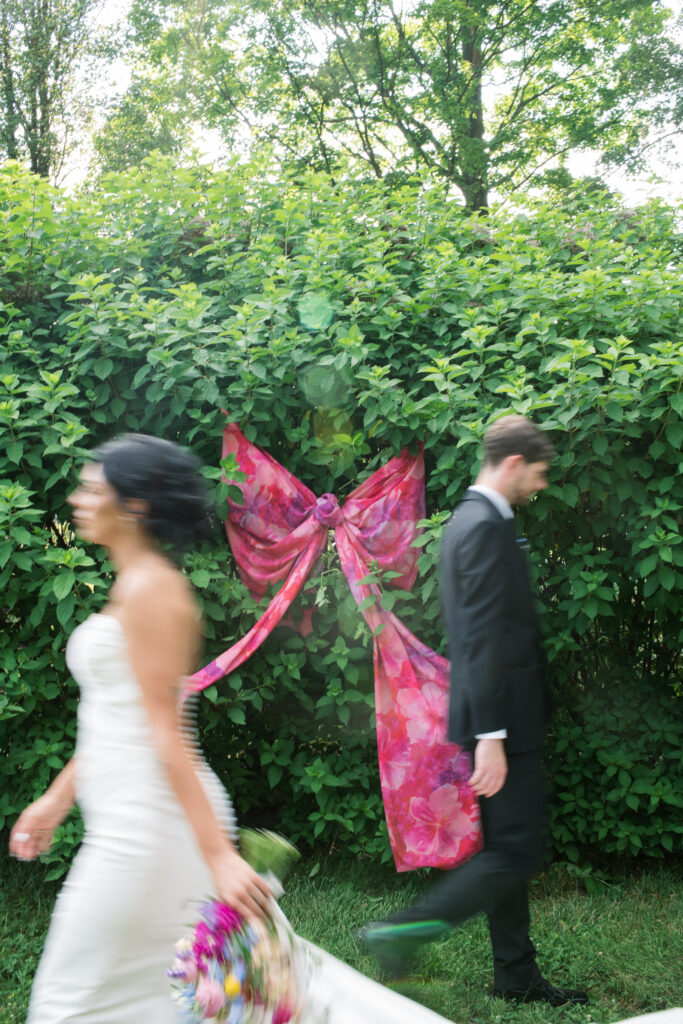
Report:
388,752,546,989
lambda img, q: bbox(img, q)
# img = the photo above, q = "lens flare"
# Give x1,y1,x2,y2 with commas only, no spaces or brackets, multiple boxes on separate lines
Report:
297,293,334,331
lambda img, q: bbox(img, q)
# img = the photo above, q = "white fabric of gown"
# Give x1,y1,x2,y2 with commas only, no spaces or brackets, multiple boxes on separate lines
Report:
28,614,452,1024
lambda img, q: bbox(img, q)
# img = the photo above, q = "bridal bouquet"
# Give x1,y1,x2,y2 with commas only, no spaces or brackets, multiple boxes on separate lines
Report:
168,830,307,1024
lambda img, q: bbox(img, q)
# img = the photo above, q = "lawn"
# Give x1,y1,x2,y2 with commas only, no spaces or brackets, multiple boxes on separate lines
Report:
1,853,680,1024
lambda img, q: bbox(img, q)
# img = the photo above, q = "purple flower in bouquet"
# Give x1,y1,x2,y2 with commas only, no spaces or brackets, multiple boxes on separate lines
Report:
167,960,198,984
199,900,243,935
167,940,200,987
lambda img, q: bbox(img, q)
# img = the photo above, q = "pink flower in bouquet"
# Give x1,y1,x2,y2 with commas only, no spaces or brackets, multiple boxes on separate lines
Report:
195,975,226,1017
272,1004,293,1024
192,921,223,962
184,958,199,985
213,903,243,935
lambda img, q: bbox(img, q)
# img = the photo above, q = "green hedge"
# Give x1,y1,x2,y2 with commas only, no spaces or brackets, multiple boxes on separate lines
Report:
1,156,681,877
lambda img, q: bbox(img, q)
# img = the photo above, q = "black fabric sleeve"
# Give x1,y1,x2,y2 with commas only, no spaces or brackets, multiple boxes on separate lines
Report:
455,519,510,735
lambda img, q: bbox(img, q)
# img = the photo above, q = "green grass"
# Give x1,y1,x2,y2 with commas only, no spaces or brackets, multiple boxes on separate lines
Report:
0,856,60,1024
1,853,681,1023
280,859,683,1024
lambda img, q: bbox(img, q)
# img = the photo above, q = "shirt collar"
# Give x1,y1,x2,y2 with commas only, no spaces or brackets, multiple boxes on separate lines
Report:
468,484,514,520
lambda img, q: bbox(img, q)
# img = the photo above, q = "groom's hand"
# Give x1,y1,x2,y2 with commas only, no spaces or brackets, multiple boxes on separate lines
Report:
469,738,508,797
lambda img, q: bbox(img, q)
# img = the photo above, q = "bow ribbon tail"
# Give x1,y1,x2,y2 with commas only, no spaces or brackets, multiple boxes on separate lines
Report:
182,529,327,701
335,523,483,873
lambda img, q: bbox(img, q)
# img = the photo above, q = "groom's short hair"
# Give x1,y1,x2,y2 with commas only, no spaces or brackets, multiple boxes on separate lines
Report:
483,415,554,466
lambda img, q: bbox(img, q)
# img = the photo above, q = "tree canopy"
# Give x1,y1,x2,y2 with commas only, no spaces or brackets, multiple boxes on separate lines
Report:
0,0,110,179
103,0,683,208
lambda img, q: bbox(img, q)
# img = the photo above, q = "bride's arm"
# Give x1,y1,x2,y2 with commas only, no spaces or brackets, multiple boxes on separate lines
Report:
9,758,76,860
121,578,271,920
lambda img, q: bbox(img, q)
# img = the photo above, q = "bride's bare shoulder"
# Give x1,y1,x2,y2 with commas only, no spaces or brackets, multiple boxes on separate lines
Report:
117,557,198,625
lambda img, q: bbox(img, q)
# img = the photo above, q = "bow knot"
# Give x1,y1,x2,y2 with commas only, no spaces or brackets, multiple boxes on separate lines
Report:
313,493,344,527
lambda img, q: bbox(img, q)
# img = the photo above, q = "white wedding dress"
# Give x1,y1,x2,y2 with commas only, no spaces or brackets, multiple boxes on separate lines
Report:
28,614,453,1024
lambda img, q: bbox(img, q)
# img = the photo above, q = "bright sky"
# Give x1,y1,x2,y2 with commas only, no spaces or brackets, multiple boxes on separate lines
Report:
67,0,681,208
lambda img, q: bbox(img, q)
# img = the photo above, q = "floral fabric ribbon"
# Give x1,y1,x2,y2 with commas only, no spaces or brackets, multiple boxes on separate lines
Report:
184,423,482,872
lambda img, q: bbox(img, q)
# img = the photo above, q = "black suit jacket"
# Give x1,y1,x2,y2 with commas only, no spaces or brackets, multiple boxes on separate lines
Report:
442,490,549,754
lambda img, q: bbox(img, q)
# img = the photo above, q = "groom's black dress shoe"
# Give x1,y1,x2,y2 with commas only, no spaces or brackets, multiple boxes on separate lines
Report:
356,920,450,981
493,977,590,1006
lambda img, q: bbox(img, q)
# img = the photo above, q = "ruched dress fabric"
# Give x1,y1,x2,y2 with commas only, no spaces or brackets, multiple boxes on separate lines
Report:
28,615,453,1024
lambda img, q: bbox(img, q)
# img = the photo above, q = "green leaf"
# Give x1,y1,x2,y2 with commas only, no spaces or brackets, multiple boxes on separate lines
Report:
0,540,13,568
94,358,113,380
6,440,22,463
53,572,76,600
658,565,675,591
12,525,33,545
190,569,211,588
615,478,632,502
56,593,76,627
665,421,683,449
639,554,658,577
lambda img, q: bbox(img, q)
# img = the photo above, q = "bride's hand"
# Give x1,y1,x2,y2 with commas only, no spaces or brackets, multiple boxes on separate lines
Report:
10,793,68,861
210,845,272,921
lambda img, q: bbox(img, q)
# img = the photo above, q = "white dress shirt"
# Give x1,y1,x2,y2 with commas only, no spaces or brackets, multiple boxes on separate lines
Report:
468,484,514,520
466,485,512,741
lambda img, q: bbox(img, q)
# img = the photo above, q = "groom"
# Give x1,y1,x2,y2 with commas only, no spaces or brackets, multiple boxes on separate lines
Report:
362,415,588,1007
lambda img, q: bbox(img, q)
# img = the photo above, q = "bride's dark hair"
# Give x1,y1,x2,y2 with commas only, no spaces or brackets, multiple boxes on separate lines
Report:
93,434,212,551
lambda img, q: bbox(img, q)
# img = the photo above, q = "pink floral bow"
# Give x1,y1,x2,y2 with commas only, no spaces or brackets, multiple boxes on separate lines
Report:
185,423,482,872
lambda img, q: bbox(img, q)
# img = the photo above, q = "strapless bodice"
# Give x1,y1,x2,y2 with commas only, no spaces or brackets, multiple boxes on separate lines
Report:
68,614,162,764
66,613,230,837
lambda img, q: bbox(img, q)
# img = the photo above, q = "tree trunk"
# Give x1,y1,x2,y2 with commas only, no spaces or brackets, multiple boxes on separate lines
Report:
0,10,20,159
461,25,488,212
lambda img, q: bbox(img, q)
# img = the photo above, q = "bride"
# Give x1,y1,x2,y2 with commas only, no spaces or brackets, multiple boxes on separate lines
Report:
10,434,451,1024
